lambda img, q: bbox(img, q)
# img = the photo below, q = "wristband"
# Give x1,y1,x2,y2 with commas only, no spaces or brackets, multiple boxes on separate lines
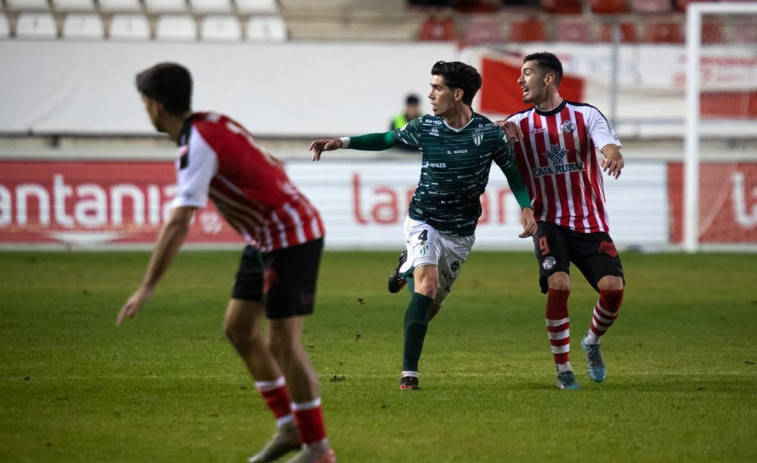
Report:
339,137,350,149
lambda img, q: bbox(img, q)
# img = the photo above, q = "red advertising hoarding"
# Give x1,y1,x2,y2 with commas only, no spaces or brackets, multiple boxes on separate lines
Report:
668,162,757,243
0,160,241,246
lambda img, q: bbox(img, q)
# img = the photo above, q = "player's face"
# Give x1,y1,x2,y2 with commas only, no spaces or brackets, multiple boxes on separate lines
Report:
518,61,549,106
428,75,456,117
141,94,165,133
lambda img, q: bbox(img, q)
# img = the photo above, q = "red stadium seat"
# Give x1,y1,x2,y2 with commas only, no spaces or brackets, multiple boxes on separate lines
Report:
733,19,757,43
630,0,672,13
644,21,684,43
509,16,547,42
418,12,458,41
463,15,505,45
554,19,594,43
455,0,499,14
589,0,629,14
600,21,638,42
701,20,724,44
541,0,582,14
674,0,713,12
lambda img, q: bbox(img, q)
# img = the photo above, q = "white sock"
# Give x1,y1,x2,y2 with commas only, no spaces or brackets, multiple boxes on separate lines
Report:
584,331,601,345
401,370,419,378
556,362,573,373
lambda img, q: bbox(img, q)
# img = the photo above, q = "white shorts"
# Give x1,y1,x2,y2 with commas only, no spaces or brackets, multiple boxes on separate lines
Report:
399,216,475,306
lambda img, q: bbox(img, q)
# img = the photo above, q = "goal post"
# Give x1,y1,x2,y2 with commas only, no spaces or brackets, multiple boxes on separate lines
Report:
683,2,757,252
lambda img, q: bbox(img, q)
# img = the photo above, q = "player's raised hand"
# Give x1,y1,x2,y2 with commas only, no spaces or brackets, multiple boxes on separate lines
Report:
495,120,524,143
519,207,537,238
116,285,154,326
309,138,343,161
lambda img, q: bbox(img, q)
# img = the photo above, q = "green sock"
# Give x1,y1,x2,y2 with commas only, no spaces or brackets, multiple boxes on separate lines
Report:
403,292,434,372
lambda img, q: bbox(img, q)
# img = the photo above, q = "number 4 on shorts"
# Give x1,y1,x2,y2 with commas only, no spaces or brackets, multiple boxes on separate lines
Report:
418,230,428,242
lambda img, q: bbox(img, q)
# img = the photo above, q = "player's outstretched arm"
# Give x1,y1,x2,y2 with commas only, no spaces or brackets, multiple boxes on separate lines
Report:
310,132,400,161
309,138,344,162
116,206,195,326
600,144,624,179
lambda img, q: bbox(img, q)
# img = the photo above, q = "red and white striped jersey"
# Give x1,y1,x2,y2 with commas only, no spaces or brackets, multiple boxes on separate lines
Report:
173,112,325,252
507,100,621,234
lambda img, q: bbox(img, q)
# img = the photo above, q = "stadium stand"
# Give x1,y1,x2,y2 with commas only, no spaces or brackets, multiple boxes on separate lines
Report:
245,15,287,41
629,0,672,14
189,0,233,14
733,18,757,43
509,16,547,41
554,18,593,42
62,12,104,39
16,12,57,39
644,20,684,43
540,0,582,14
52,0,96,12
589,0,629,14
155,14,196,41
99,0,144,13
145,0,189,14
462,15,505,45
200,14,241,41
599,21,638,43
0,12,9,38
236,0,280,14
109,13,151,40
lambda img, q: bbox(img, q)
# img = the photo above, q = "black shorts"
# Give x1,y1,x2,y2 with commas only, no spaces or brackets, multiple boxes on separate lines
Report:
533,222,624,294
231,238,323,319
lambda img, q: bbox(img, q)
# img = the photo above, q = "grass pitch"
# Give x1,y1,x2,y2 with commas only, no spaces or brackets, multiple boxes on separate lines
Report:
0,250,755,462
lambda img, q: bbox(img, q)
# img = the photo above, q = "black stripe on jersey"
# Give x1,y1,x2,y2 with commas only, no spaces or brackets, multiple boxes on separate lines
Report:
177,115,197,170
565,100,613,127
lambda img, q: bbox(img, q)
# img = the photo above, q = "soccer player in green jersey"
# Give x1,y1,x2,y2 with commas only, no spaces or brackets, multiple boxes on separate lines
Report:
310,61,536,390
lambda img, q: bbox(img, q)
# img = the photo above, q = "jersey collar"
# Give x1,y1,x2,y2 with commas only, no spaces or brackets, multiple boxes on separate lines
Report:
178,113,202,146
443,112,477,133
534,99,567,117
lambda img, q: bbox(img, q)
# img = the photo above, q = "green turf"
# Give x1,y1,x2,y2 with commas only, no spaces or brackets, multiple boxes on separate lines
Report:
0,250,755,462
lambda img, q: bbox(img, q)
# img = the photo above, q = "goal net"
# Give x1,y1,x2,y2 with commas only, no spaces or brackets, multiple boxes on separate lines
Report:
682,2,757,251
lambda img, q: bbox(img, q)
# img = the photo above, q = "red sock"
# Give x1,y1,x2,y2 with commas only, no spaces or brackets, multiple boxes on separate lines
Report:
292,398,327,445
546,289,571,365
589,289,624,338
256,377,292,422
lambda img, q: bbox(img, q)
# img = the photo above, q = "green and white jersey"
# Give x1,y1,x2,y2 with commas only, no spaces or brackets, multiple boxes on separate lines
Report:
393,113,515,237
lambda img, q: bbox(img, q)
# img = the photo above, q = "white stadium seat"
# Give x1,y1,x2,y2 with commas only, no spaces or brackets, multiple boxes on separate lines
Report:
190,0,232,14
155,14,197,41
0,13,10,39
145,0,189,13
16,12,58,39
52,0,96,12
109,13,151,40
245,15,287,41
7,0,50,11
236,0,279,14
99,0,143,12
200,15,241,41
63,13,104,40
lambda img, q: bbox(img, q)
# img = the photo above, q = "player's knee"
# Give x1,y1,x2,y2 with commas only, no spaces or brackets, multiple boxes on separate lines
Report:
547,272,571,291
597,275,624,291
223,319,260,351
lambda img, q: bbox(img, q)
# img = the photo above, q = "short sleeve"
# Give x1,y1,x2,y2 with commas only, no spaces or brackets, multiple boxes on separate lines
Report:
492,127,514,170
392,117,423,148
172,127,219,209
586,107,622,150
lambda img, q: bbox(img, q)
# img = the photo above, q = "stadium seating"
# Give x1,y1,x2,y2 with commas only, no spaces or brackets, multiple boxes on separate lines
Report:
463,15,505,45
6,0,50,11
99,0,144,13
733,19,757,43
599,21,638,42
52,0,97,12
540,0,582,14
701,20,724,44
145,0,189,13
554,18,593,42
109,13,151,40
629,0,672,14
644,20,684,43
236,0,280,14
509,16,547,42
245,15,288,41
155,14,197,41
62,13,105,39
189,0,233,14
589,0,629,14
16,12,58,39
200,14,241,41
0,13,9,38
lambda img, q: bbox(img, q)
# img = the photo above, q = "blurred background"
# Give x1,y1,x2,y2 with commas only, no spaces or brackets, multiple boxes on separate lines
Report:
0,0,755,251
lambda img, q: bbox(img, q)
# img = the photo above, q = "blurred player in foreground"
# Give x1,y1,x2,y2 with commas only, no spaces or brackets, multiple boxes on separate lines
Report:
502,52,626,389
117,63,335,463
310,61,536,390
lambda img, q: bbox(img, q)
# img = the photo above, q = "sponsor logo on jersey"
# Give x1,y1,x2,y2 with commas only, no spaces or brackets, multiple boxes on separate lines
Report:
423,161,447,168
472,129,484,146
599,240,618,258
430,127,440,137
544,144,568,165
542,256,556,270
532,161,584,177
560,121,576,133
531,127,547,135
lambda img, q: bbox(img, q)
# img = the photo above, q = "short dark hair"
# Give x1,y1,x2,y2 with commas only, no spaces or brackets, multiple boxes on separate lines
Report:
406,94,420,105
431,61,482,106
135,62,192,115
523,52,563,86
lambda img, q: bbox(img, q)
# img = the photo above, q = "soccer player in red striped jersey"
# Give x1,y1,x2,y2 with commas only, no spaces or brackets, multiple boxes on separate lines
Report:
116,63,335,463
504,52,626,390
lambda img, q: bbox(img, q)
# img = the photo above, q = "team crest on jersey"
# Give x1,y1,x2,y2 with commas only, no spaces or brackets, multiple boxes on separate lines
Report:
560,121,576,133
543,144,567,164
472,129,484,146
